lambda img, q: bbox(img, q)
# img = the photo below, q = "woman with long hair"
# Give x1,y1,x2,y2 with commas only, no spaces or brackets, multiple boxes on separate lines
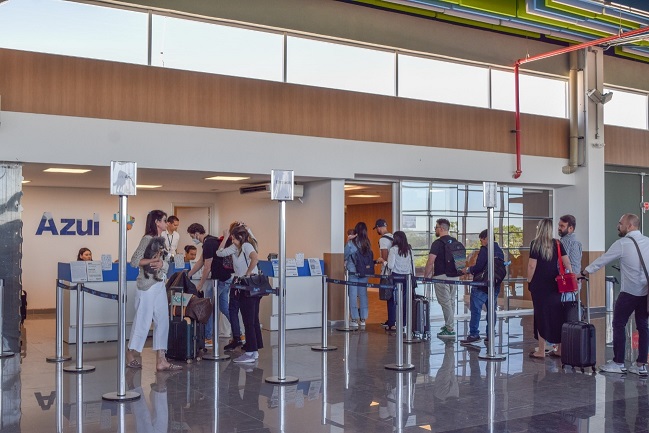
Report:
344,221,373,328
126,209,181,371
527,218,572,358
378,231,414,331
217,224,262,363
77,247,92,261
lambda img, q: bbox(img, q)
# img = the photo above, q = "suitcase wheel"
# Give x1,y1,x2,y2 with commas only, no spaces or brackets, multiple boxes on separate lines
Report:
186,359,193,364
196,356,202,362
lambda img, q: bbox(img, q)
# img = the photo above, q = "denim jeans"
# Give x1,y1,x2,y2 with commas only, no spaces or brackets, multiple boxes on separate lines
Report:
229,287,242,339
348,275,368,320
612,292,648,364
205,279,231,340
468,286,500,337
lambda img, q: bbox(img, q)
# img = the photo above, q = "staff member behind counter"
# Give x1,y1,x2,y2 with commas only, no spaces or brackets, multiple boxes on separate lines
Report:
77,248,93,261
164,216,180,261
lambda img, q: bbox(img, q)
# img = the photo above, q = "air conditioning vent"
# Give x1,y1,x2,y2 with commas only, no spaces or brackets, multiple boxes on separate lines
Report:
239,183,304,198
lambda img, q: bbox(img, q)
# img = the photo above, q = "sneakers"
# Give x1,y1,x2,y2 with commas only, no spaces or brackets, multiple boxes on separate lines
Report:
204,339,213,348
233,352,256,363
224,339,243,352
599,360,627,374
437,328,456,339
628,363,648,376
359,320,366,328
349,320,359,328
460,335,481,345
253,351,259,360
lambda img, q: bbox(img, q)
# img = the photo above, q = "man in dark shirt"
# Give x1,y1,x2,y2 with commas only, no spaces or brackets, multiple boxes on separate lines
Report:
187,223,233,347
424,218,459,339
460,229,504,345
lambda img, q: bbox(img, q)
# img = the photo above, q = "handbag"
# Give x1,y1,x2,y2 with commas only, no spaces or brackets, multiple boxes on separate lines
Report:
628,236,649,313
379,266,393,301
185,296,213,324
410,251,418,290
555,240,578,293
237,274,276,297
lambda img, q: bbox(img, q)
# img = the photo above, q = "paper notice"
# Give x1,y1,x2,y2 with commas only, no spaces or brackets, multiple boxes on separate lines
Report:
86,261,104,282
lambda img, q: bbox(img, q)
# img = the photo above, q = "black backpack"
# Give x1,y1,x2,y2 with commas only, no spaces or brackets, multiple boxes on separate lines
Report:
352,245,375,278
474,257,507,288
442,237,466,277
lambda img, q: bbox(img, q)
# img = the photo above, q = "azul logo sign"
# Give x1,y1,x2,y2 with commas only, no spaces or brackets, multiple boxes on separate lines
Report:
36,212,100,236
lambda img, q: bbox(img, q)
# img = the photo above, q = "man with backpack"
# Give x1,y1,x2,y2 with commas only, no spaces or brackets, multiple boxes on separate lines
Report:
424,218,466,339
374,219,395,328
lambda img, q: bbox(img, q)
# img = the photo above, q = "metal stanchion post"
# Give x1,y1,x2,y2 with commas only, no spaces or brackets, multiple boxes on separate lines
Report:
64,284,95,373
386,283,414,371
75,374,83,433
204,281,230,361
394,371,405,433
480,183,505,362
344,332,350,389
486,359,496,433
605,276,617,313
103,195,138,400
47,280,71,362
0,279,15,358
312,275,337,351
266,198,298,385
403,277,421,344
337,270,354,332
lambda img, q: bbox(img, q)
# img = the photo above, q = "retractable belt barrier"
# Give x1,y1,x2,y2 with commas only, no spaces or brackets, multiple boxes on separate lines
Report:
80,285,119,301
325,277,394,290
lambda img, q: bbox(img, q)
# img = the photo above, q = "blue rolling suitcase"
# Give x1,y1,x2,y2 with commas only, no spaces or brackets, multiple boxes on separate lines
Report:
561,279,596,373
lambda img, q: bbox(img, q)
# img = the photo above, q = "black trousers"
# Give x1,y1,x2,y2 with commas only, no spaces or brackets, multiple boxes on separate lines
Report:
239,295,263,352
613,292,648,364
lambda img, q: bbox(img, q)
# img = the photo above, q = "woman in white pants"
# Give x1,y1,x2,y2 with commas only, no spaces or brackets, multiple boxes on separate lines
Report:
126,209,181,371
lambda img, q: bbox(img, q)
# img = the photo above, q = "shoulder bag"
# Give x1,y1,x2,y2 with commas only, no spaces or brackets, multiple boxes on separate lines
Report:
628,236,649,312
410,251,418,290
555,240,578,293
379,264,393,301
237,252,275,297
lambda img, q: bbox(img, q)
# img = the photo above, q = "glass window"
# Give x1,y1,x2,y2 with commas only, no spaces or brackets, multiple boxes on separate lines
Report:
603,87,648,130
398,55,489,108
491,69,567,118
151,15,284,81
286,36,395,96
0,0,148,64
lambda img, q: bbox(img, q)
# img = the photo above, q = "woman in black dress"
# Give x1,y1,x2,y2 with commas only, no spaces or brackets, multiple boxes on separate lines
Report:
527,218,572,358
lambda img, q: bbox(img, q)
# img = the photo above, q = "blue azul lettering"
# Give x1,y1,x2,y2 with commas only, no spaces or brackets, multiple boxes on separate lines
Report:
35,214,100,236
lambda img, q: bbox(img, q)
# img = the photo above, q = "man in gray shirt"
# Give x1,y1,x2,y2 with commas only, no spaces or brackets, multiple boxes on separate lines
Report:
583,213,649,375
559,215,582,307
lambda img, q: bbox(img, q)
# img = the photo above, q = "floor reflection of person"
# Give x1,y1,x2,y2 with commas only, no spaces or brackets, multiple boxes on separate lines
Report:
128,371,173,433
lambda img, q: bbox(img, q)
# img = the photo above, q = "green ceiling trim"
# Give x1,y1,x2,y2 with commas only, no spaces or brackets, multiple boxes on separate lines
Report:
458,0,517,18
352,0,540,37
545,0,640,29
614,46,649,62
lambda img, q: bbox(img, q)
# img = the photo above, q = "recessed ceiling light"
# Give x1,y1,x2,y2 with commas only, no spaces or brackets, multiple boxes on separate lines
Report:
349,194,381,198
205,176,251,181
22,180,31,184
136,184,163,189
44,168,91,174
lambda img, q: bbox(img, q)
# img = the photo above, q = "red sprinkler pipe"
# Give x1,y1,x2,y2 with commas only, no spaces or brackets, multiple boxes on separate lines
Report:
512,26,649,179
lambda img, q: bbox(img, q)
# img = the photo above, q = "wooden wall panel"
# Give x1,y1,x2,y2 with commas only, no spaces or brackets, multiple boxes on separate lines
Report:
605,125,649,168
0,48,568,157
345,202,393,262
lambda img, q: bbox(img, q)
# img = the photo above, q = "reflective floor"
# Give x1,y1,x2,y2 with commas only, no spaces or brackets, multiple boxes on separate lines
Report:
2,311,648,432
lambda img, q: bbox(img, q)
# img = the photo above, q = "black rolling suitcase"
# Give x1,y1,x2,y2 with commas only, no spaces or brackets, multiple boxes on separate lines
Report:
413,296,430,340
561,278,596,373
167,290,203,363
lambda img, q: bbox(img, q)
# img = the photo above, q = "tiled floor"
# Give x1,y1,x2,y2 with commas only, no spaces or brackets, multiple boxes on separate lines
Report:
2,311,649,432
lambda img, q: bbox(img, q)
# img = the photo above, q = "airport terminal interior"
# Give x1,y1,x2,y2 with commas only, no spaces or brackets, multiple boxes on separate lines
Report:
2,0,649,432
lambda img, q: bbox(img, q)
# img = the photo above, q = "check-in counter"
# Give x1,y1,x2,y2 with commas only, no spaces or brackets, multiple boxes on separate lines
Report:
58,262,139,344
258,260,324,331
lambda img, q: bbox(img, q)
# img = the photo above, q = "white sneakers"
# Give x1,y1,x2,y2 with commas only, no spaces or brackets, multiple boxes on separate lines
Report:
628,363,648,376
599,360,627,374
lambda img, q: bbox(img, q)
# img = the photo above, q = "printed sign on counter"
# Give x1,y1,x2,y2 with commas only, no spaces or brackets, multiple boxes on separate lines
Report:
286,258,299,276
101,254,113,271
308,258,322,276
86,261,104,282
70,261,88,282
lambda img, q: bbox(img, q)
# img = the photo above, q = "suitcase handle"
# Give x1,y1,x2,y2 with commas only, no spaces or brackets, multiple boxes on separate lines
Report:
578,276,590,323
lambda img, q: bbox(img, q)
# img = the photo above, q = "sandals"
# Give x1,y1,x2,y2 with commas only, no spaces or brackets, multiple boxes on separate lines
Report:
385,325,396,332
156,363,183,372
126,359,142,369
549,351,562,358
529,351,545,359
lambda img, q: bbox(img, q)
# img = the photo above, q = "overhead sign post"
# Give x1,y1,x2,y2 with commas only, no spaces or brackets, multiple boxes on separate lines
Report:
479,182,506,362
266,170,299,385
103,161,140,402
